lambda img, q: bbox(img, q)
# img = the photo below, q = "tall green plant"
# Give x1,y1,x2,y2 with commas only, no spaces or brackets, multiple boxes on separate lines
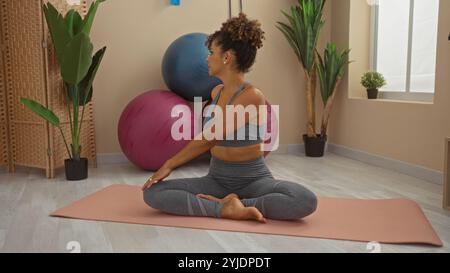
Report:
316,43,351,137
21,0,106,161
276,0,326,138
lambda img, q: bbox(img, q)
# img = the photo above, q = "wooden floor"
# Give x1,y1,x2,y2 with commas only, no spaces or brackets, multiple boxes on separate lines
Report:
0,152,449,253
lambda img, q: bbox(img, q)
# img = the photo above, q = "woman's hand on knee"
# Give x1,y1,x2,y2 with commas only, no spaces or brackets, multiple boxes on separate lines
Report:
141,162,173,191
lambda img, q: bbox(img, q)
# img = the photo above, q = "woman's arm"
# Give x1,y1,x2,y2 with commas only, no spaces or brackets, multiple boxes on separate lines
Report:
165,85,223,170
165,134,217,170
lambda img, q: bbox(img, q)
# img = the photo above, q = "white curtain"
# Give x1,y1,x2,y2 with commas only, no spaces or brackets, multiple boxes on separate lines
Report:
376,0,439,93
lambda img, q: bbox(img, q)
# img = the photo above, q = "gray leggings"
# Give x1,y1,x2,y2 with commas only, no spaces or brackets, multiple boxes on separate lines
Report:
143,156,318,221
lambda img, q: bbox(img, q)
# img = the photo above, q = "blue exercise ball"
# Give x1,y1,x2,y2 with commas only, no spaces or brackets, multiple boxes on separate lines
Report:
162,33,222,102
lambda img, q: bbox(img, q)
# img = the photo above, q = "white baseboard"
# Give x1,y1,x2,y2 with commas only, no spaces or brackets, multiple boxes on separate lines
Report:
327,143,443,185
96,145,304,165
97,153,129,164
97,142,443,185
270,143,306,155
96,151,213,165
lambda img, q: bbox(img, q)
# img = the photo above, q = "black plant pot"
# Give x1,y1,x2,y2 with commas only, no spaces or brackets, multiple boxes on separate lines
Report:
64,158,88,181
367,88,379,99
303,134,327,157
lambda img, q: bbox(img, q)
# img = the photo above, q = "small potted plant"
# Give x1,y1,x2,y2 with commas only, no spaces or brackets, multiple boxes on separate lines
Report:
361,71,386,99
20,0,106,180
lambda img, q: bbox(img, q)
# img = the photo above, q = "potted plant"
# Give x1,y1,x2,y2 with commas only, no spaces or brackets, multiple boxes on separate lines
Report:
20,0,106,180
315,43,351,156
361,71,386,99
276,0,326,157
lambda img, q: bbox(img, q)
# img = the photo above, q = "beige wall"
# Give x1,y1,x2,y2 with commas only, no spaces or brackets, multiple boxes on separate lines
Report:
348,0,370,99
330,0,450,172
90,0,331,154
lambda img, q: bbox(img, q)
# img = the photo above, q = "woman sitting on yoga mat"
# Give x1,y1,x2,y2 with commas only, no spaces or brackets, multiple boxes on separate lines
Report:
142,13,317,223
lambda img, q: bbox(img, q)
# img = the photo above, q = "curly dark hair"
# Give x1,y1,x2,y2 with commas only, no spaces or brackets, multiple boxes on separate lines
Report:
206,13,265,73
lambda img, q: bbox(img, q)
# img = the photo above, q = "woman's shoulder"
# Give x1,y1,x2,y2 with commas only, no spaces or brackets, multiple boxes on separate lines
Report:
241,85,266,106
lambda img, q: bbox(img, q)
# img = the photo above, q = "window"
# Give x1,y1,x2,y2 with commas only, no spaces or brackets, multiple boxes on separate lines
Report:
370,0,440,101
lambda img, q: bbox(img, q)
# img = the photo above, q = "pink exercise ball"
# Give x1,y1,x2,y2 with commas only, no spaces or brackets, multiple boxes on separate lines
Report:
118,90,194,171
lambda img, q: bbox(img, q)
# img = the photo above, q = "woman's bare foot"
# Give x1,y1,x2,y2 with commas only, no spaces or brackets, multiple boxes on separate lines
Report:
197,193,266,223
221,197,267,223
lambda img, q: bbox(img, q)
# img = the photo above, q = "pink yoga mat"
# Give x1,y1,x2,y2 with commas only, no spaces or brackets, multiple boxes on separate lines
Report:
50,184,443,246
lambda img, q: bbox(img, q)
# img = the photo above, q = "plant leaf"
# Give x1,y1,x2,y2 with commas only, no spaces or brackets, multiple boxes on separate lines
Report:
64,9,76,37
276,0,326,74
20,98,60,127
276,22,301,61
316,43,351,104
63,9,84,37
60,32,93,84
72,11,84,36
77,47,107,105
43,3,71,65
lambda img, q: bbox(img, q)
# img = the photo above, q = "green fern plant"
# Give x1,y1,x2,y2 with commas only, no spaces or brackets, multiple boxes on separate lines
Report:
276,0,326,138
316,43,351,137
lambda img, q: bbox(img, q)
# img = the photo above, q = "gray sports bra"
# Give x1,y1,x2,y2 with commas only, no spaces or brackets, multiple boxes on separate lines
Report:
203,82,266,147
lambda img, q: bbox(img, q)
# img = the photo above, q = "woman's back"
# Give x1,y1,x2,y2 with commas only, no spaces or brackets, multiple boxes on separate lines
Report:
204,83,266,162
